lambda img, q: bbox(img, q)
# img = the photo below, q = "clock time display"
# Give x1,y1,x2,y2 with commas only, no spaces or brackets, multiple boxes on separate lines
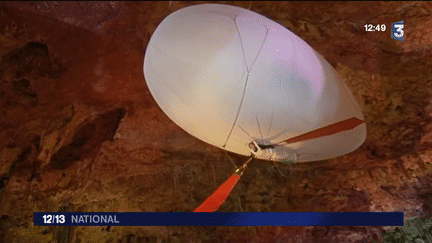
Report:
364,24,386,32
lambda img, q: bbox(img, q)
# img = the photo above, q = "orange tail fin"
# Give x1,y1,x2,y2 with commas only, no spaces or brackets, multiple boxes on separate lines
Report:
193,174,240,212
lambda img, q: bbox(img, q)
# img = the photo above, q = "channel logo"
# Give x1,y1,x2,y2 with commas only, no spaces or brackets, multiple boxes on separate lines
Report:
391,21,404,41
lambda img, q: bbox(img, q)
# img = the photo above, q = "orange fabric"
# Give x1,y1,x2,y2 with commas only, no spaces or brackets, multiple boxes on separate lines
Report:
279,117,364,145
193,174,240,212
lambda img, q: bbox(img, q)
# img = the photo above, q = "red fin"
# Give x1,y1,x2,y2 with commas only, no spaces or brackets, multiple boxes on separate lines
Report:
277,117,364,145
193,174,240,212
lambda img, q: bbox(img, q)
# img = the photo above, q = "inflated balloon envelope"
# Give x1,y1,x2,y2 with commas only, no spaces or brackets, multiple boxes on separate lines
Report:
144,3,367,212
144,3,366,164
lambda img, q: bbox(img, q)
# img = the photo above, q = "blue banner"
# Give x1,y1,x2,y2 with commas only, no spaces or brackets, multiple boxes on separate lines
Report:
33,212,403,226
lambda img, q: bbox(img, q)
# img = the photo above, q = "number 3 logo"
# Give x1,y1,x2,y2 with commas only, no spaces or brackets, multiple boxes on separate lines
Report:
394,24,404,37
391,21,404,41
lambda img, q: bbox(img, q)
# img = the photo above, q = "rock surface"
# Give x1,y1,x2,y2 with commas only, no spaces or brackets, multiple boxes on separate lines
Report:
0,1,431,242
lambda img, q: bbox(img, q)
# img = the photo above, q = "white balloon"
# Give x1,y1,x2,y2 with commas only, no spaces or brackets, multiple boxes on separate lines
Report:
143,4,366,163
